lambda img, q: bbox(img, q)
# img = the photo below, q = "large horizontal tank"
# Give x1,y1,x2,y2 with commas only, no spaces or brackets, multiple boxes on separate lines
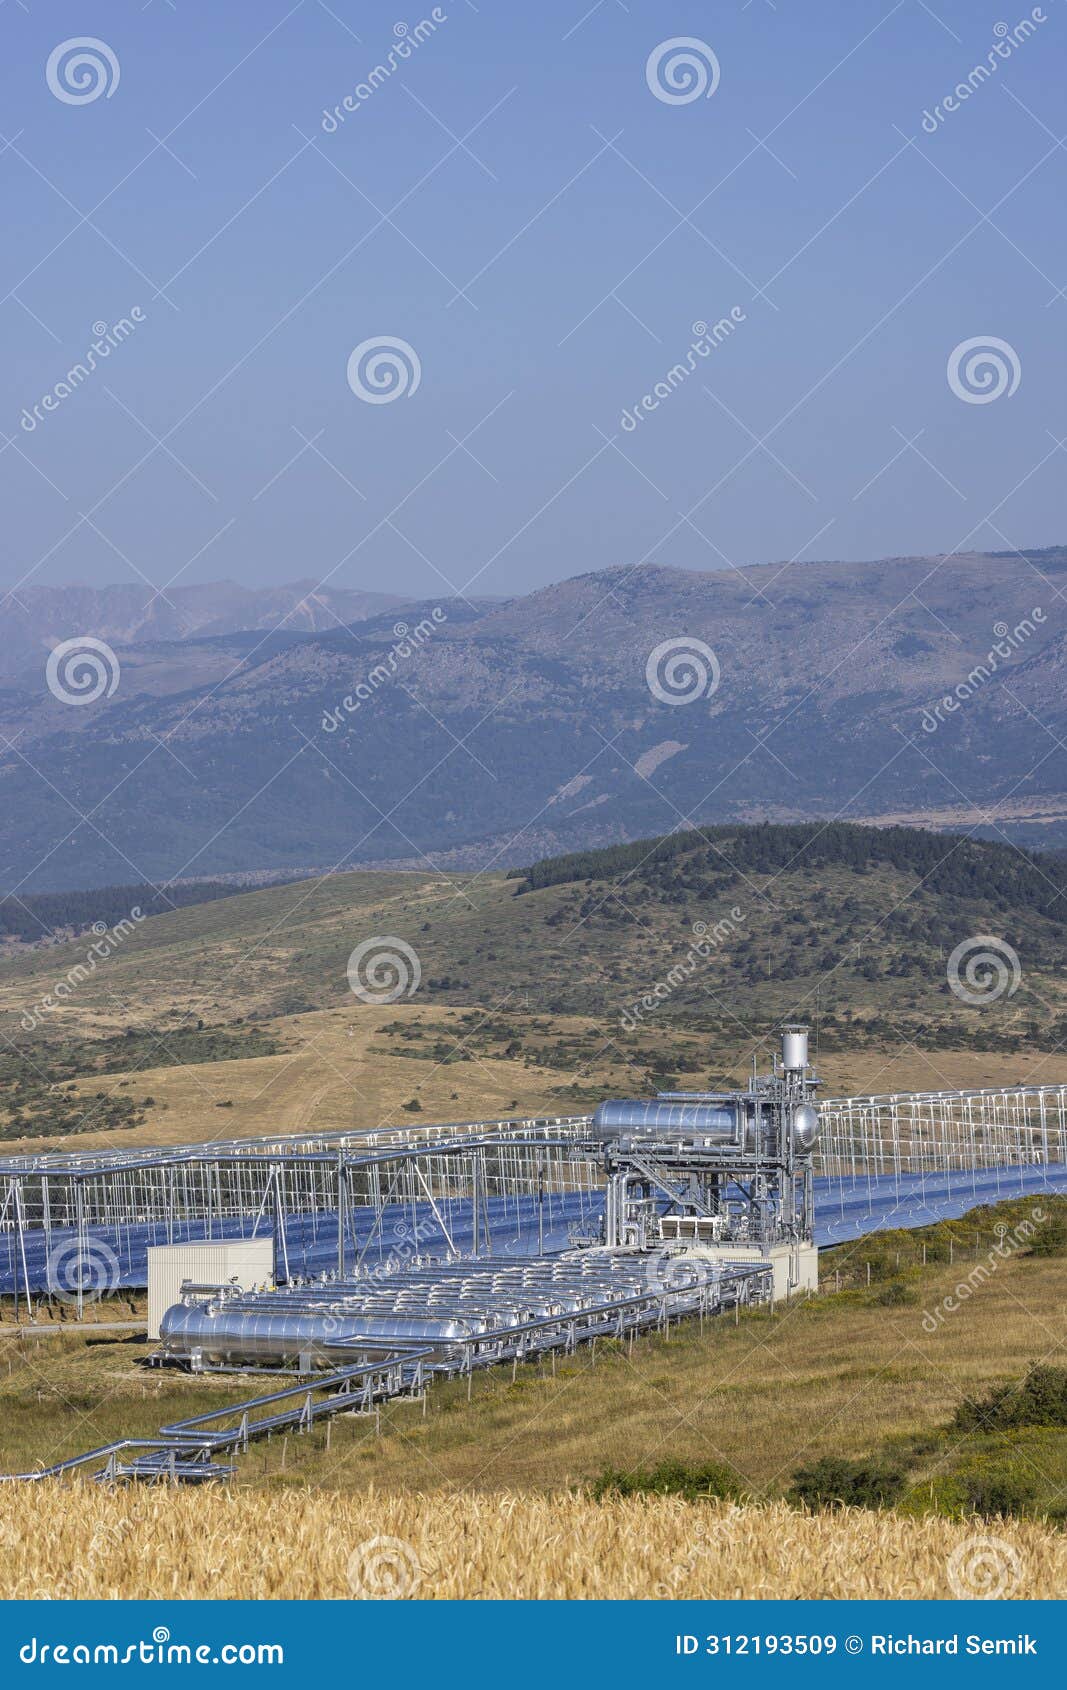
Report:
592,1099,743,1140
592,1096,819,1155
158,1302,480,1367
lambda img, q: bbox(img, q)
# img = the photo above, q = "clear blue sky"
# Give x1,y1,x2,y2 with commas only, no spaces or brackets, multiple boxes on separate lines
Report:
1,0,1063,603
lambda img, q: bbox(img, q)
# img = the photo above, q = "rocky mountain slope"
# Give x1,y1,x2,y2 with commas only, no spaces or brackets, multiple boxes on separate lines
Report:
0,550,1063,890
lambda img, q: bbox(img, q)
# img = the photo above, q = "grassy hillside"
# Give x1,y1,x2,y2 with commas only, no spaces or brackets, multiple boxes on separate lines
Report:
0,823,1064,1147
0,877,301,946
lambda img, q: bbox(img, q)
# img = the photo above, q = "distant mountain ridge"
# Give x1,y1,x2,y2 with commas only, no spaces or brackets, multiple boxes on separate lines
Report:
0,580,408,680
0,549,1064,891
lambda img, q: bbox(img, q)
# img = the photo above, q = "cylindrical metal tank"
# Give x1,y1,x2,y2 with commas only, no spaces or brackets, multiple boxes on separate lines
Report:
158,1303,480,1366
591,1099,741,1139
781,1027,809,1071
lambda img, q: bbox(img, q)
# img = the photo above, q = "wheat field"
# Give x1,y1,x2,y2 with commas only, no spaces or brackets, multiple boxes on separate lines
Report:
0,1487,1062,1600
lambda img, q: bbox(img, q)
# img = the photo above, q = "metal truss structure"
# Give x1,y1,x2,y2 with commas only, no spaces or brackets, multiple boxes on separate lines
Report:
816,1084,1067,1179
0,1117,602,1309
4,1255,770,1484
2,1085,1066,1311
3,1067,1067,1483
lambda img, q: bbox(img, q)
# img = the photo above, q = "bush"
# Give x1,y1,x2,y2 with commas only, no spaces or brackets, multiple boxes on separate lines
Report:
953,1365,1067,1433
1028,1213,1067,1257
874,1281,917,1306
962,1466,1037,1519
589,1458,742,1503
787,1456,906,1511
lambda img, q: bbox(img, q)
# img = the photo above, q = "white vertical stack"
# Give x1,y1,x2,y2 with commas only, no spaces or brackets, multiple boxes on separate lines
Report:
146,1239,275,1340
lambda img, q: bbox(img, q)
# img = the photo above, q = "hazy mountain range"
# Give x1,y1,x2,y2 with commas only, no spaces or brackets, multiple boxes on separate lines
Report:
0,580,406,678
0,548,1064,891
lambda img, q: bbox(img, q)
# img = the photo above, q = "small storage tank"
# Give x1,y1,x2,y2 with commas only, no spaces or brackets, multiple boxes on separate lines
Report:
781,1027,809,1072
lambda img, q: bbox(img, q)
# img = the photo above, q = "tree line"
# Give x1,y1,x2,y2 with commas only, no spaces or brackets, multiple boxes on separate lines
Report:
511,821,1067,920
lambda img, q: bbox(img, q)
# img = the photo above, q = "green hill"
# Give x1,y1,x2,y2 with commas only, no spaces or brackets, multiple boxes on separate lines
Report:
0,823,1062,1142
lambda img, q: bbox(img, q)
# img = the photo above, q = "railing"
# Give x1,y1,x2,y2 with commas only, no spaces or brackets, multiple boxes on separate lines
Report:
0,1351,433,1483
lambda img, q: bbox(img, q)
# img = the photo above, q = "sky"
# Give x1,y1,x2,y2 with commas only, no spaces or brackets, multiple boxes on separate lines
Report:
0,0,1064,606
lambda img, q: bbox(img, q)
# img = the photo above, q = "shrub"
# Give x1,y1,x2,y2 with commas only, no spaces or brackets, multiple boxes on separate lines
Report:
874,1281,917,1306
787,1456,906,1511
962,1466,1037,1520
953,1365,1067,1433
589,1458,743,1503
1027,1213,1067,1257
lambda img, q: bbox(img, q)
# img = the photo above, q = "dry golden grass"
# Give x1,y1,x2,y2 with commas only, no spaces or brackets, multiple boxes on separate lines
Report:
818,1046,1063,1098
6,998,1059,1157
46,1007,560,1151
0,1487,1061,1600
1,1004,614,1155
